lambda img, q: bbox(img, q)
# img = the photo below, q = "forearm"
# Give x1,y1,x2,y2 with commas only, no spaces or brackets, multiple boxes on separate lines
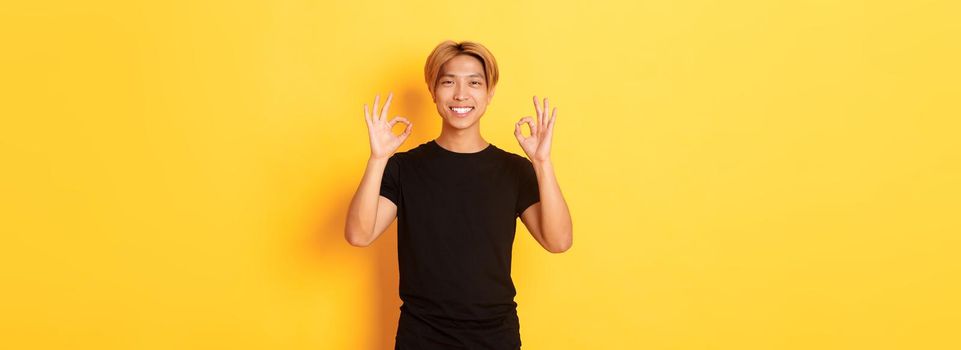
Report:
532,159,573,252
344,156,388,245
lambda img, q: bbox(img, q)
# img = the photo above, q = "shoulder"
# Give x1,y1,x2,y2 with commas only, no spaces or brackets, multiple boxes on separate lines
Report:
388,141,434,163
490,147,534,175
489,144,528,163
500,148,532,167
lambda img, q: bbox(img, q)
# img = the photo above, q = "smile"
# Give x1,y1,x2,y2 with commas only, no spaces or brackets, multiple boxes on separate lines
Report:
449,106,474,116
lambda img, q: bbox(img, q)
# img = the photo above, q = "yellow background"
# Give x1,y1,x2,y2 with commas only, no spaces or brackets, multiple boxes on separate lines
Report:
2,0,959,349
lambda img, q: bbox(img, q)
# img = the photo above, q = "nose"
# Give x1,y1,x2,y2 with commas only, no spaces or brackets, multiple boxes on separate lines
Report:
454,85,468,101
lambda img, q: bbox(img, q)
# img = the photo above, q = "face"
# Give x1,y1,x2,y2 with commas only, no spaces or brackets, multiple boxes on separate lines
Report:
432,54,494,130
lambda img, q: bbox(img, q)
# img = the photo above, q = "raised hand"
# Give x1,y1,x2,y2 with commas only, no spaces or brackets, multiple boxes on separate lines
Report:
514,95,557,163
364,92,412,160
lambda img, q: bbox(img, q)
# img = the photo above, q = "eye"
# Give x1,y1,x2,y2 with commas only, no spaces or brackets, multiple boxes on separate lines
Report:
470,81,482,86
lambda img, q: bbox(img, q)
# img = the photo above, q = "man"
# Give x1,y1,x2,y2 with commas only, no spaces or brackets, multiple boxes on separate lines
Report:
345,40,573,350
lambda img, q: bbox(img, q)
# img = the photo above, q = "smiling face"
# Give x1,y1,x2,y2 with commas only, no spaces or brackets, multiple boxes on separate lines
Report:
432,54,495,130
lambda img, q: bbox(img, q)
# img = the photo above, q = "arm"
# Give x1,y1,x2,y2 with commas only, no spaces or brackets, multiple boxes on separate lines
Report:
344,157,399,247
515,96,573,253
520,160,573,253
344,92,412,247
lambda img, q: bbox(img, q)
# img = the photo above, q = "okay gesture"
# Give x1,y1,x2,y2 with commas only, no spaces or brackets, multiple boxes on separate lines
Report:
515,95,557,163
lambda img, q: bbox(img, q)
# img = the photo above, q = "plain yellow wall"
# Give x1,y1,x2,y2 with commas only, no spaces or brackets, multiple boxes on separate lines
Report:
2,1,959,349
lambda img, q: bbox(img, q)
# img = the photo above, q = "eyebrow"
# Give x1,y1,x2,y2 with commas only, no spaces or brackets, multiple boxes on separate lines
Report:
441,73,484,78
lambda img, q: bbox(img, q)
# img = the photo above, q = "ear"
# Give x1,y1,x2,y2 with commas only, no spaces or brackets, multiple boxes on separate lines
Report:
488,87,496,102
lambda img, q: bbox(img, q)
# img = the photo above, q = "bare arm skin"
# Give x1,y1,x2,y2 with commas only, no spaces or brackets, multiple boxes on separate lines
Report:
515,96,574,253
344,92,412,247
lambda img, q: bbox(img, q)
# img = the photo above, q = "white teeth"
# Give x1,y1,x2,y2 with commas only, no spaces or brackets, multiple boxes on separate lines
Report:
451,107,473,114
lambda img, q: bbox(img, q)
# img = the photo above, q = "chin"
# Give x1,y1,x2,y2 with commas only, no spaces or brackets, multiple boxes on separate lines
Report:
445,117,477,129
447,120,472,129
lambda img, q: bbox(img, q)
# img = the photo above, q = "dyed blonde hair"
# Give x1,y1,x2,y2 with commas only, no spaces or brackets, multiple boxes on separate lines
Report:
424,40,499,100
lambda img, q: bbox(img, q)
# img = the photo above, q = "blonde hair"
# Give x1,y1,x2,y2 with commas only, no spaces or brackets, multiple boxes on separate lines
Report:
424,40,499,100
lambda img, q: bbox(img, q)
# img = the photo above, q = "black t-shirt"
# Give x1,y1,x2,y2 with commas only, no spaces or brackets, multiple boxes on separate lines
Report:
380,139,539,349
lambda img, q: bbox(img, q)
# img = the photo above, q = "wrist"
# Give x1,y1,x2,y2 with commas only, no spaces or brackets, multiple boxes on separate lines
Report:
531,157,552,166
532,158,553,172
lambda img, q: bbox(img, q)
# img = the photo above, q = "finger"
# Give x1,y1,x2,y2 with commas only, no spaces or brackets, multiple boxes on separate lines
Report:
543,97,549,127
364,104,371,125
544,123,554,144
401,121,413,138
388,116,410,128
517,116,537,138
516,117,533,132
546,116,555,142
514,118,530,140
381,92,393,121
533,96,542,120
549,107,557,129
373,94,381,120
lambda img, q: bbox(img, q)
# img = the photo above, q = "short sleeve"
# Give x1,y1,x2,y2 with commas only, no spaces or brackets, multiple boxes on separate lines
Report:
515,158,540,217
379,155,400,205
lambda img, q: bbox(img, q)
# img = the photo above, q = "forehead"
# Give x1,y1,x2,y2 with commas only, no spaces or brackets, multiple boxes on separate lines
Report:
440,55,485,77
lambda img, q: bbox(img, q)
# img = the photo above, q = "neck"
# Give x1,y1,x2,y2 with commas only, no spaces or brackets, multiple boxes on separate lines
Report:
436,126,488,153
